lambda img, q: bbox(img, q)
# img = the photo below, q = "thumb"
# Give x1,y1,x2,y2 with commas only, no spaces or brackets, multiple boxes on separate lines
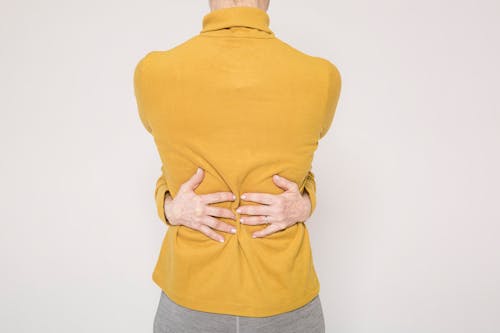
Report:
272,174,295,192
184,167,205,191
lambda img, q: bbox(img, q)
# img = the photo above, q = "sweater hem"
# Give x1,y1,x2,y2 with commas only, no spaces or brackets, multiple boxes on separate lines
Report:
152,270,320,317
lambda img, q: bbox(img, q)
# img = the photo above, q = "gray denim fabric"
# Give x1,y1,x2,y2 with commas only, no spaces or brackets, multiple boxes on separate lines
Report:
153,290,325,333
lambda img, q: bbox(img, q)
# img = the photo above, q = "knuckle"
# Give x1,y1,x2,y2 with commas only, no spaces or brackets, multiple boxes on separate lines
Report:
194,214,206,224
197,194,206,204
206,232,217,242
199,224,212,235
213,220,223,230
193,204,205,217
193,195,202,204
217,208,226,216
211,232,223,242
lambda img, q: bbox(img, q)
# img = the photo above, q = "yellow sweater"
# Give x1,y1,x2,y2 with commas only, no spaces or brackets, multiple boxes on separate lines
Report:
133,6,341,317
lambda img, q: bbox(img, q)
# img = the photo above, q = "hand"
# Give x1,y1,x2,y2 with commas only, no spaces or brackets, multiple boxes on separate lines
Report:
236,174,312,238
164,167,237,243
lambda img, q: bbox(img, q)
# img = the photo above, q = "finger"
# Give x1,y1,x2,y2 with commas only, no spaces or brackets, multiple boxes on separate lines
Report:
200,191,236,204
272,174,299,192
236,204,274,216
203,216,237,234
181,167,205,192
205,205,237,220
240,192,274,205
252,223,283,238
239,215,271,226
199,223,226,243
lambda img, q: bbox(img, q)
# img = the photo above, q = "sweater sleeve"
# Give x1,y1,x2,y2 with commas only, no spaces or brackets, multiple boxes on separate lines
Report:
319,62,342,139
133,53,154,134
302,170,317,218
304,61,341,218
155,168,174,227
134,54,174,227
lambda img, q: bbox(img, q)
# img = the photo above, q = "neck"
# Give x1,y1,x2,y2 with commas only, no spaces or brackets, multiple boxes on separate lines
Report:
209,0,268,11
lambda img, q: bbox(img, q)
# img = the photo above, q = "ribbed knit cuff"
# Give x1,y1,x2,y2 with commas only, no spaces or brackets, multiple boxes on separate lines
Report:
155,176,173,226
302,171,317,218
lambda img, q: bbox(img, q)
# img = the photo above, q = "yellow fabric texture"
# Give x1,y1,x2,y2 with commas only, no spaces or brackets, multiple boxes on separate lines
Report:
133,6,341,317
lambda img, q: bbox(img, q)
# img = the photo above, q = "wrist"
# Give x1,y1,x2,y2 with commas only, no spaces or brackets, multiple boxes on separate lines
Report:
164,194,176,225
301,191,312,221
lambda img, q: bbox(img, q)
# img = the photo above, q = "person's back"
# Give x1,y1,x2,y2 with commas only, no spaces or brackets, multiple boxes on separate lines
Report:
134,5,341,317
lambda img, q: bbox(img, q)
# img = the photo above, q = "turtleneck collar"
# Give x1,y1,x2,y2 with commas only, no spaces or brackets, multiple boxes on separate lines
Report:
200,6,273,35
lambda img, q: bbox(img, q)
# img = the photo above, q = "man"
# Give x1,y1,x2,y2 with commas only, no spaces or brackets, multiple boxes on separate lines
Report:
134,0,341,331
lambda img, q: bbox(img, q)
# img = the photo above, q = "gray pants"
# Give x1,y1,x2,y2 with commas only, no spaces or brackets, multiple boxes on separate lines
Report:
153,291,325,333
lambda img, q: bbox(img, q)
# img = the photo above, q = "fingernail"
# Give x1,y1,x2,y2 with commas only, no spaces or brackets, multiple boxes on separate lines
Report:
273,175,279,179
252,234,257,238
232,194,236,200
219,238,224,243
241,194,246,199
197,167,202,173
230,228,236,234
240,218,244,224
236,208,242,213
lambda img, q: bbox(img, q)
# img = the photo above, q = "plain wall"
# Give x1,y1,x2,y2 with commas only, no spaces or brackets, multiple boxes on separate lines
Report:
0,0,499,332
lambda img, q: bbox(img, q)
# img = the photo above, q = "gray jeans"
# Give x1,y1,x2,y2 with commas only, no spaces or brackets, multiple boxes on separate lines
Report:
153,290,325,333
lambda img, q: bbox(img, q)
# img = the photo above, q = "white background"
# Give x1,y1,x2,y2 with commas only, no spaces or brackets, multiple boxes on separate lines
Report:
1,0,499,332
